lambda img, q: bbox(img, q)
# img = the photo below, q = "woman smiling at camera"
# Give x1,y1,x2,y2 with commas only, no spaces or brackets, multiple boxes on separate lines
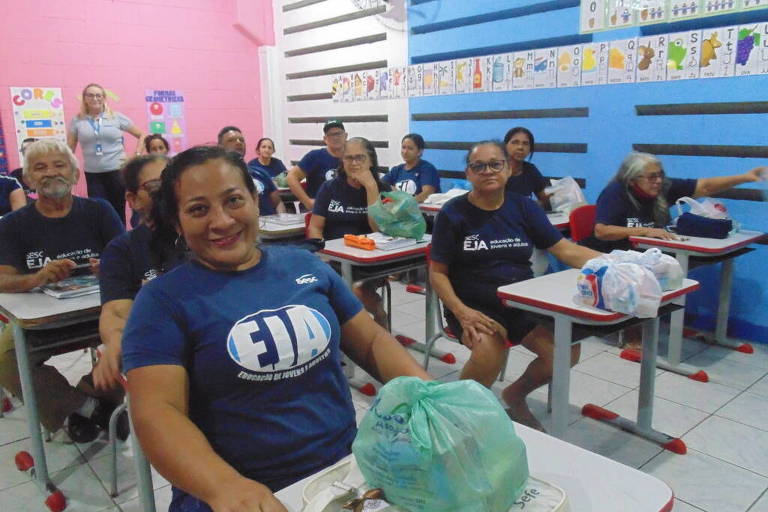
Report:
122,146,429,512
429,140,601,431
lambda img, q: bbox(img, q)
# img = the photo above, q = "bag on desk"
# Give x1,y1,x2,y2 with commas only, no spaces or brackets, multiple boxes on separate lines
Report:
606,249,683,291
368,190,427,240
544,176,586,214
576,258,662,317
352,377,529,512
674,197,733,239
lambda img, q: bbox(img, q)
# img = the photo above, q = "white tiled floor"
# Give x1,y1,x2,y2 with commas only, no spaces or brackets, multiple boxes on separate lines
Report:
1,281,767,511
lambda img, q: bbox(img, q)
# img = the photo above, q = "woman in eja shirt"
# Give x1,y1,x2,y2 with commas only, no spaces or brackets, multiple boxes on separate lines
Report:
583,151,766,253
430,140,601,431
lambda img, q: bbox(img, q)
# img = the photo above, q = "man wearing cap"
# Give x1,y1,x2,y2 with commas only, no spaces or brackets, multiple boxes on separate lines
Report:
287,120,346,210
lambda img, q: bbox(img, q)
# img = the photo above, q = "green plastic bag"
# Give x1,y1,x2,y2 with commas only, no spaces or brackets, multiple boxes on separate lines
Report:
275,171,289,188
368,190,427,240
352,377,529,512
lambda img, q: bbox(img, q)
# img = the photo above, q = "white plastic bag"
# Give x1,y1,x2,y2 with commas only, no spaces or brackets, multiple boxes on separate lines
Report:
675,196,729,219
544,176,586,214
576,258,663,317
606,248,683,291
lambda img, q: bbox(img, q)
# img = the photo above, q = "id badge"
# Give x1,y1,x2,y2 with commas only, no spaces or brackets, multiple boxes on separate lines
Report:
95,143,103,156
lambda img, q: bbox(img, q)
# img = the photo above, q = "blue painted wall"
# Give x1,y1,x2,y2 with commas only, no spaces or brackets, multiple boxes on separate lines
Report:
407,0,768,342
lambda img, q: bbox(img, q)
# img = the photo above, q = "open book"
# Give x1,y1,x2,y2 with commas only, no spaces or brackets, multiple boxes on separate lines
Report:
41,274,100,299
367,232,430,251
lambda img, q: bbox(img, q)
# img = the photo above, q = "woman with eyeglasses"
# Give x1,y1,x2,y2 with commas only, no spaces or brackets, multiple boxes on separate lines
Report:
504,127,551,209
430,140,600,431
122,145,430,512
582,151,765,253
67,83,145,225
308,137,392,327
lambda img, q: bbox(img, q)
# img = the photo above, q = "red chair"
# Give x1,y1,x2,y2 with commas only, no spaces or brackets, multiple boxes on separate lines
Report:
568,204,597,243
304,212,312,238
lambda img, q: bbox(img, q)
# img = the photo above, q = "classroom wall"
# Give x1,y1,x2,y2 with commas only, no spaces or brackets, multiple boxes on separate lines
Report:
407,1,768,342
0,0,273,195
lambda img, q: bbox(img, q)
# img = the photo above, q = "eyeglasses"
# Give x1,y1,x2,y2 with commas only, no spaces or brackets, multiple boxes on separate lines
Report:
467,160,506,174
84,93,103,99
343,154,367,164
639,171,665,182
139,179,161,193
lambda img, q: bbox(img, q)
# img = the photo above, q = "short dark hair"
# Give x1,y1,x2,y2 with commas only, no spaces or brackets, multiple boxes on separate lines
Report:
122,154,169,193
503,126,535,159
402,133,425,151
144,134,170,153
464,140,508,165
217,126,242,144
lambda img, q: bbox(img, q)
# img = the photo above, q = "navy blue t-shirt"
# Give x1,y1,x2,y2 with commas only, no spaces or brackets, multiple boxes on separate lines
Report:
313,175,388,240
99,224,184,304
431,191,563,307
247,157,287,178
247,165,278,216
0,175,22,215
299,148,340,198
585,178,697,251
0,197,124,272
122,246,362,495
505,161,549,199
382,159,441,196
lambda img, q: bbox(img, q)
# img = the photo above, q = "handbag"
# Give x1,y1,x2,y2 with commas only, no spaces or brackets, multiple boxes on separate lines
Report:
674,197,732,239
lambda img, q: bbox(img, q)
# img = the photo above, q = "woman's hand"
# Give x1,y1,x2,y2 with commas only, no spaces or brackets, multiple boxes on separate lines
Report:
93,346,123,391
350,167,377,188
455,306,507,348
643,227,677,240
208,477,288,512
745,166,767,183
34,258,76,286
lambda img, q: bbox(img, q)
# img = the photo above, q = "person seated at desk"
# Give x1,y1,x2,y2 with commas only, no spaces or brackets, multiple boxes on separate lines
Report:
0,139,124,442
247,137,287,178
430,140,601,431
0,174,26,215
582,151,766,253
504,127,551,209
218,126,285,216
95,154,182,394
382,133,440,203
9,137,37,195
122,145,430,512
308,137,391,328
287,120,346,211
144,133,170,155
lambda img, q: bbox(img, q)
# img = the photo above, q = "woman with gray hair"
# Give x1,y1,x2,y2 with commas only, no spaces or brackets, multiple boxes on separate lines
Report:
583,151,765,252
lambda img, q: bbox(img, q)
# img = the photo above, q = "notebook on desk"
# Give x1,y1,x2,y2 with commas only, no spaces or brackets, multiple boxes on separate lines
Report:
41,274,100,299
367,232,429,251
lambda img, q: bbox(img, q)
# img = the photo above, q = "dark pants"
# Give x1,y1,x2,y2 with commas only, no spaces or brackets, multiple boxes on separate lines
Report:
85,170,126,225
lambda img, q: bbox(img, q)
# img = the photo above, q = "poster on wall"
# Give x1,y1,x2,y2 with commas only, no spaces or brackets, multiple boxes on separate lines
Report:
490,54,508,91
144,89,187,155
742,0,768,10
533,48,558,88
467,57,489,92
636,0,667,24
668,1,701,22
606,0,635,29
734,23,766,75
557,45,583,87
580,0,606,32
407,64,423,97
378,69,390,100
636,34,668,82
580,42,610,85
702,0,739,15
511,51,535,89
0,114,8,176
422,62,437,96
390,66,406,98
437,60,456,95
666,31,702,80
699,26,737,78
9,87,67,162
608,38,638,83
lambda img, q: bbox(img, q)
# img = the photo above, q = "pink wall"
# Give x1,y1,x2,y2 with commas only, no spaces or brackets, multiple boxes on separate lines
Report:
0,0,274,194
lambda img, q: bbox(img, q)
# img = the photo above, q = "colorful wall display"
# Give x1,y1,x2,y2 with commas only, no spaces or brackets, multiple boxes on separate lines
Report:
0,114,8,175
144,89,187,155
329,22,768,102
581,1,766,33
9,87,67,162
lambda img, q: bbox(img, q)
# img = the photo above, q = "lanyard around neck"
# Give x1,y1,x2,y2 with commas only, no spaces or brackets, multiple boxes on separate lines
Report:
87,114,102,137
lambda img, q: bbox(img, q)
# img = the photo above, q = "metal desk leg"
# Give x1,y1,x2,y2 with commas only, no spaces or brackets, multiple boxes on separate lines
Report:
12,324,64,505
129,404,156,512
550,315,572,438
340,261,376,396
394,279,456,366
710,259,752,352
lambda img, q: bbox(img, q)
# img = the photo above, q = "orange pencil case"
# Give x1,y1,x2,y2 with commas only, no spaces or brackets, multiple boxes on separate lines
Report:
344,234,376,250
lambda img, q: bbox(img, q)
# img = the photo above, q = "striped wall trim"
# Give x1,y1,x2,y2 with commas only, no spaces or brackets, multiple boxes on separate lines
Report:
288,115,388,123
283,0,325,12
411,0,581,35
286,60,388,80
636,102,768,116
438,170,586,187
284,5,387,34
286,92,333,102
632,144,768,158
290,139,389,148
712,189,766,202
426,141,588,153
285,33,386,57
412,107,588,121
412,34,592,64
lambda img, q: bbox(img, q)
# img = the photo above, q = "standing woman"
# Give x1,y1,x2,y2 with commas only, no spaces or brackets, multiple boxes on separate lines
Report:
503,127,551,209
382,133,440,203
247,137,287,178
68,83,145,224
